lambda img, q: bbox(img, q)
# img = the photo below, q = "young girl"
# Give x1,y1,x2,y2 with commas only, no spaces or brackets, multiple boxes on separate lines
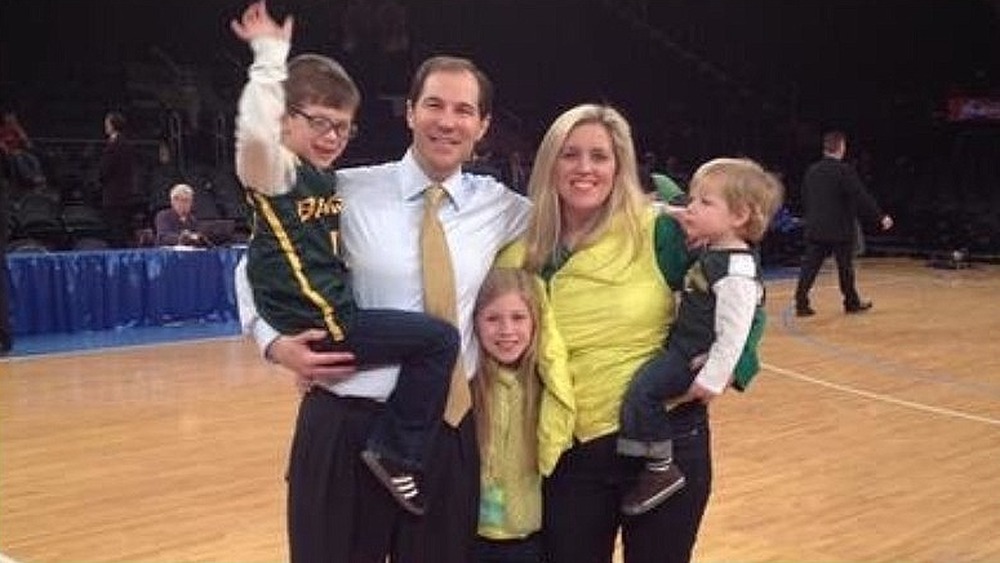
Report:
472,268,544,563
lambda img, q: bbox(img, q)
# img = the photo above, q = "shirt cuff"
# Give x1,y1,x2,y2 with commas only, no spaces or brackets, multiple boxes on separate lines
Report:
251,319,282,362
249,36,290,81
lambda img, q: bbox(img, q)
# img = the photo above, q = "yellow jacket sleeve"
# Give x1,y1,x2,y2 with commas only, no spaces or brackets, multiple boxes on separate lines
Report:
494,242,576,475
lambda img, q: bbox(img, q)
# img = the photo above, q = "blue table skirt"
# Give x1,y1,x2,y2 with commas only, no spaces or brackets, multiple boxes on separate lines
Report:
6,246,247,336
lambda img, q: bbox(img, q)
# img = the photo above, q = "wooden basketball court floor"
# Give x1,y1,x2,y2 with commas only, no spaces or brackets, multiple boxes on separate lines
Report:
2,257,999,562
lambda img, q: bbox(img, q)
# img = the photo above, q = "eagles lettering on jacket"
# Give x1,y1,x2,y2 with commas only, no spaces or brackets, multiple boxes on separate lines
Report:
296,193,344,256
246,163,356,340
297,193,344,221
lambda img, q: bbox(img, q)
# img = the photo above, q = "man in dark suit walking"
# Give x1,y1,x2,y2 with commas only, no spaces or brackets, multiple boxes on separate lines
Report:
794,130,893,316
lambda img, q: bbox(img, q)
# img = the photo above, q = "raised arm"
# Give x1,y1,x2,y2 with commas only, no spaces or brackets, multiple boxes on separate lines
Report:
232,1,297,196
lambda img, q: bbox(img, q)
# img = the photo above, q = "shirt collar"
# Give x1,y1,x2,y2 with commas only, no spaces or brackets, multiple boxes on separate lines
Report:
400,148,466,210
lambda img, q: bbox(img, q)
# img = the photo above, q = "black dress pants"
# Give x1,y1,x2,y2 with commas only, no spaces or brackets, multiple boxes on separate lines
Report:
286,387,479,563
543,422,712,563
795,239,862,309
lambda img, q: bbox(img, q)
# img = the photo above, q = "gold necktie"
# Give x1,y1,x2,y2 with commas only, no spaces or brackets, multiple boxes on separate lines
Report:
420,184,471,426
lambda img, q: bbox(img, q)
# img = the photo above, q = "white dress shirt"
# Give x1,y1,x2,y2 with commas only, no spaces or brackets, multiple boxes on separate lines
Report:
237,151,531,399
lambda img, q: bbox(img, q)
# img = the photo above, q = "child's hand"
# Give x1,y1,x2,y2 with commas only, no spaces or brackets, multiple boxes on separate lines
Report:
664,203,708,248
685,382,720,404
231,0,293,43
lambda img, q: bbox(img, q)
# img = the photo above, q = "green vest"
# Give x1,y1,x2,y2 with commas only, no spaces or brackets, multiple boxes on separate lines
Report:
677,249,765,391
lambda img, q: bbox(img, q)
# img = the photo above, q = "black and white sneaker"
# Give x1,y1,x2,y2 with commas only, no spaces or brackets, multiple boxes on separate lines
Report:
621,462,686,516
360,449,426,516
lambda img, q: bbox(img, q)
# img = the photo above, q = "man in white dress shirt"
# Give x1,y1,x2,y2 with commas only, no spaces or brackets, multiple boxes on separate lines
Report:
233,22,531,561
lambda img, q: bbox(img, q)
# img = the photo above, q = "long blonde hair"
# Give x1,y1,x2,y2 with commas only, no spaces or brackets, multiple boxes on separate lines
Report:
471,268,542,471
521,103,648,273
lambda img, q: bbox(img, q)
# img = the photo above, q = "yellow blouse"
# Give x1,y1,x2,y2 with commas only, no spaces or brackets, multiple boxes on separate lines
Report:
497,209,676,475
478,367,542,540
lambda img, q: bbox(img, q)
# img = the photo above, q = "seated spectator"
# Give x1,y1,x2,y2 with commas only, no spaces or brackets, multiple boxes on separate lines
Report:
0,110,46,188
154,183,206,246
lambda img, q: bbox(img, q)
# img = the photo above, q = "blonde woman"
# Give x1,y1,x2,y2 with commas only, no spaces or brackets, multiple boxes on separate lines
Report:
497,103,762,563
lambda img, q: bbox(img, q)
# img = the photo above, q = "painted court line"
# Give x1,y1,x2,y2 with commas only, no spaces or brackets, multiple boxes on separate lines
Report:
763,362,1000,427
779,304,1000,397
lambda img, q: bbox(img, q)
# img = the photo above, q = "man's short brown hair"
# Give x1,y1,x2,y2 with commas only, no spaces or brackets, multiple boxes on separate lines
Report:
407,55,493,118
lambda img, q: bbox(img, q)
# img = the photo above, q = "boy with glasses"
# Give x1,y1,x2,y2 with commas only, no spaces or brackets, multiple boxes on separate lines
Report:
232,0,457,516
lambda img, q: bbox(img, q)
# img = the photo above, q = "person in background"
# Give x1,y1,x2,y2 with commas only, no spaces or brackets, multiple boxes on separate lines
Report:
794,130,893,316
472,268,545,563
464,147,504,181
0,110,45,188
650,171,685,206
154,183,204,246
638,149,684,206
617,157,782,516
638,150,660,199
663,154,690,189
234,31,532,563
496,103,762,563
98,110,137,247
505,150,529,196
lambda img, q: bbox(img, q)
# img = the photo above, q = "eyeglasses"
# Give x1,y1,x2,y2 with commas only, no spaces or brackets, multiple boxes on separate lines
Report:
289,106,358,140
